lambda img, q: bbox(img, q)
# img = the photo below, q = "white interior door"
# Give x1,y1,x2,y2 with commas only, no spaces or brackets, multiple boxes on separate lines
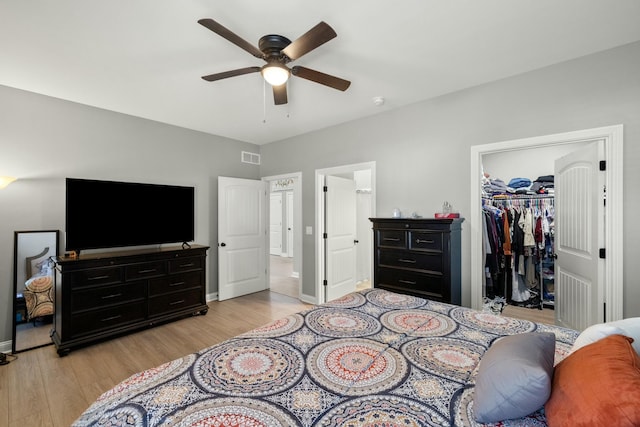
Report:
554,140,605,330
325,175,357,301
286,191,294,258
269,192,283,255
218,177,267,301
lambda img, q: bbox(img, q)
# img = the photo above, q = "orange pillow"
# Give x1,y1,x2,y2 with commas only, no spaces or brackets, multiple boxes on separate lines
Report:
545,334,640,427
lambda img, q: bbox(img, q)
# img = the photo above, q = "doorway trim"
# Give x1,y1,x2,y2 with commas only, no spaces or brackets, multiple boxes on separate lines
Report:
315,161,376,304
262,172,303,299
470,125,623,323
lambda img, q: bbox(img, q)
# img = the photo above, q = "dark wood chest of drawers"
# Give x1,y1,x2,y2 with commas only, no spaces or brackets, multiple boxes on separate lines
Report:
53,245,209,355
370,218,463,304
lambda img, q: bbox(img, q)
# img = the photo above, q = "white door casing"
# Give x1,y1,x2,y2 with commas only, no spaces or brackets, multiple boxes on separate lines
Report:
218,176,267,301
286,191,294,258
554,141,605,330
470,125,623,328
270,192,283,255
325,175,357,302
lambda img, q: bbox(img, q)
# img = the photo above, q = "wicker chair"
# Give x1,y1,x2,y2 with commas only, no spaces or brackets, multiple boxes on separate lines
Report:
22,247,54,323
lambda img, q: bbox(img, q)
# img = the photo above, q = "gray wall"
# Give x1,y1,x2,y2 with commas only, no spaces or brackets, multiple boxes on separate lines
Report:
259,41,640,316
1,41,639,346
0,86,260,344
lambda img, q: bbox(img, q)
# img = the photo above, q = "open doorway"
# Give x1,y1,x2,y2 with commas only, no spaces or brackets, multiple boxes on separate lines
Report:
263,173,302,299
315,162,376,304
470,125,623,329
480,143,591,326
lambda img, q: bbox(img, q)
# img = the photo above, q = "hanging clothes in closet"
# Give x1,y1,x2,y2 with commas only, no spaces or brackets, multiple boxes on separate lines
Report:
481,203,501,297
482,195,555,307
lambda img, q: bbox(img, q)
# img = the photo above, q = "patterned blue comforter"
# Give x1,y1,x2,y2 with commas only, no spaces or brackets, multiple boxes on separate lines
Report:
74,289,578,426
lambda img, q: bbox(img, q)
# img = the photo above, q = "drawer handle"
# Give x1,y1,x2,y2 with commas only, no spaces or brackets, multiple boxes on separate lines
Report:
169,299,185,306
169,281,185,287
88,275,110,281
138,268,157,274
416,239,434,244
101,315,122,322
399,279,417,285
101,293,122,299
398,258,416,264
179,263,195,268
383,237,401,242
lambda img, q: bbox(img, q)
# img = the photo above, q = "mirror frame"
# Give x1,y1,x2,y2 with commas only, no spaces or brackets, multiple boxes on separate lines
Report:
12,230,59,353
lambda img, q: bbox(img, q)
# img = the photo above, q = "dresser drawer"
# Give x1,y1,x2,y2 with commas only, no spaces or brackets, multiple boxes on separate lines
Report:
67,267,123,289
168,256,203,273
378,249,443,273
376,268,447,301
70,301,146,338
408,231,443,252
149,271,203,296
377,230,406,248
148,288,204,317
125,260,167,280
71,282,146,312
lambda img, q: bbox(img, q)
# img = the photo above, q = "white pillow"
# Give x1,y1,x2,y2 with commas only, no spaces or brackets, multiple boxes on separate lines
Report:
607,317,640,355
572,318,640,355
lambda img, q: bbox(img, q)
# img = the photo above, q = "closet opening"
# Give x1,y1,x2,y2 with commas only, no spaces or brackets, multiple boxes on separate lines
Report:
470,125,624,331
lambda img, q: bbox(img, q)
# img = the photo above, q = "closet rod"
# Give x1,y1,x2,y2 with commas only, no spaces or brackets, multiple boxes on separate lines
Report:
483,194,554,209
488,194,554,200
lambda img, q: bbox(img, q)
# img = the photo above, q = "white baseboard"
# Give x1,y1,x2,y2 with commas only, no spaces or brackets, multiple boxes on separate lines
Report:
0,340,12,354
206,292,218,302
300,293,317,305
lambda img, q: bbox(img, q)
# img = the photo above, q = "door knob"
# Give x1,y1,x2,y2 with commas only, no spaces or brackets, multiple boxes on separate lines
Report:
354,239,359,244
220,242,226,247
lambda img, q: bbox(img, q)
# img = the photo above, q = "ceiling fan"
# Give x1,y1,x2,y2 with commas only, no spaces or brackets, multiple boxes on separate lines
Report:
198,19,351,105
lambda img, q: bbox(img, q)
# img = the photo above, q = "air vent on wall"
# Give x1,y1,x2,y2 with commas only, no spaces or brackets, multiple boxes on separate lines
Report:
241,151,261,165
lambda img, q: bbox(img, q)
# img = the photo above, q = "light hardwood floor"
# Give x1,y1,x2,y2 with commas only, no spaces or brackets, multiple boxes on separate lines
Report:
0,291,311,427
269,255,299,298
502,304,555,325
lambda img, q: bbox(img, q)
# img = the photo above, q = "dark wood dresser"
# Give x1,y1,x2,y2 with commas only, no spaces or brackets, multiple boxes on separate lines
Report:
370,218,463,304
52,245,209,356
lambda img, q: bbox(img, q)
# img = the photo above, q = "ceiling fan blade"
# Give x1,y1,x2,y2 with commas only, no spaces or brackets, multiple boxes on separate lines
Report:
202,67,261,82
198,18,264,59
281,22,337,61
273,84,288,105
291,66,351,91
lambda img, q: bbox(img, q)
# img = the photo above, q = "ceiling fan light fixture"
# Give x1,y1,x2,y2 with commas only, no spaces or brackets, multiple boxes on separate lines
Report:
261,63,290,86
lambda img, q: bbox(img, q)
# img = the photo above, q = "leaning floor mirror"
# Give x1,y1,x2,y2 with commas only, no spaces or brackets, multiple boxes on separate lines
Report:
12,230,59,353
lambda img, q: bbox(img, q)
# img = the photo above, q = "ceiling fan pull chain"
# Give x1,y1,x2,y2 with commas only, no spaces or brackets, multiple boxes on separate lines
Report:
262,79,267,123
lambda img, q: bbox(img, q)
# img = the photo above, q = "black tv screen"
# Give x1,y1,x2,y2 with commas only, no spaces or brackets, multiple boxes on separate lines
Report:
65,178,195,252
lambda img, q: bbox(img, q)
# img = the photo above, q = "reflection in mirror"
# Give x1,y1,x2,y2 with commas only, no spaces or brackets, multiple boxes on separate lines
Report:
12,230,59,353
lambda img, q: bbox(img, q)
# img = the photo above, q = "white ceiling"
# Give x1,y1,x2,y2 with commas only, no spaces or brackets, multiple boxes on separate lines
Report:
2,1,640,145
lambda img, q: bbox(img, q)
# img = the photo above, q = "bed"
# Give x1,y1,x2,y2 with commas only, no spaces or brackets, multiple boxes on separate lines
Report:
73,288,635,426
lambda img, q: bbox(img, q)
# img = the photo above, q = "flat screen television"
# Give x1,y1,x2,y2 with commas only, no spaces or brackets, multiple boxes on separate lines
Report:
65,178,195,252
